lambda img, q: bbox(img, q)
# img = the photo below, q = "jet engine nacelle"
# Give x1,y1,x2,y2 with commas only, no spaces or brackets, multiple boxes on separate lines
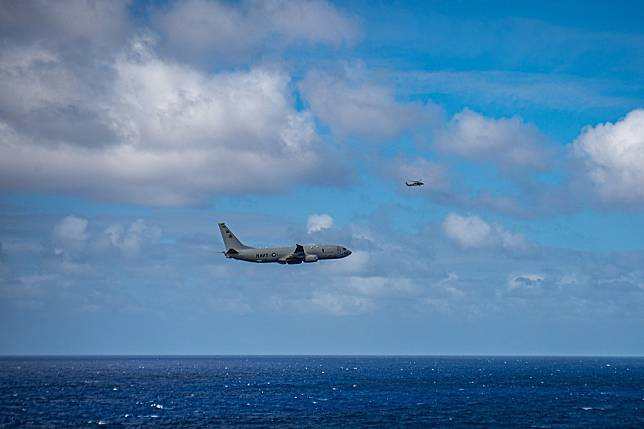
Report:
304,254,319,263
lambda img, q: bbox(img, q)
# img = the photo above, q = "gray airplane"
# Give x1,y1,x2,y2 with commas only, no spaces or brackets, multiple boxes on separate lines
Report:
218,222,352,264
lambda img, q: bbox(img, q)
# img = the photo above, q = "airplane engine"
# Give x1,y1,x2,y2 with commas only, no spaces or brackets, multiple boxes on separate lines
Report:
304,254,319,263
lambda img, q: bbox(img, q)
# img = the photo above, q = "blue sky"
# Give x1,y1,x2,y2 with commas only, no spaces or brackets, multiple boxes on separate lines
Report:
1,0,644,355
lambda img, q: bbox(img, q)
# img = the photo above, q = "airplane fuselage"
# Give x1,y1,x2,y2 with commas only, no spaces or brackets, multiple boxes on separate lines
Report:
227,244,351,264
219,222,351,264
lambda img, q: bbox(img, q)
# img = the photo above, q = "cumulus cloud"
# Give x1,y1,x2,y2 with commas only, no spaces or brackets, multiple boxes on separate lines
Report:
101,219,162,258
572,109,644,204
152,0,358,61
384,111,561,216
442,213,528,251
300,68,442,140
0,0,131,47
270,291,375,316
52,215,89,255
271,274,421,317
310,292,375,316
4,210,644,342
0,37,343,205
307,214,334,234
421,273,470,314
388,156,550,217
434,272,466,298
346,276,421,298
267,271,422,317
50,215,162,260
435,109,550,171
0,42,117,146
443,214,491,248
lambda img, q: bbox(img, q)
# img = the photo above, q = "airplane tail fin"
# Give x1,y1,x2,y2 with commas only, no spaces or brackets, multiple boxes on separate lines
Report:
218,222,252,251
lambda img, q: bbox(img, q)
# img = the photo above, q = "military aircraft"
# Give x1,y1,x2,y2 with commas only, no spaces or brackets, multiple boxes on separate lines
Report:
405,179,424,186
218,222,352,264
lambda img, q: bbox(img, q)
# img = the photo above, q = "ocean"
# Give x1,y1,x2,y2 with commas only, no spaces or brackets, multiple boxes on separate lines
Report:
1,356,643,428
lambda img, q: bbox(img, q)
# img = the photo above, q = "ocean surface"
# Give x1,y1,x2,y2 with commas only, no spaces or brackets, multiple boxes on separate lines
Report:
1,356,643,428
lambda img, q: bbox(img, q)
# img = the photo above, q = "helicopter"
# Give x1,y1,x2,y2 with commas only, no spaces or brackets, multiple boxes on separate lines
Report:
405,179,424,187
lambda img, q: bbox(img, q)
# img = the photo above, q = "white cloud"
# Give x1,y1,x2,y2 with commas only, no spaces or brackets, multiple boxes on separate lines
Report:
0,43,116,146
50,216,162,260
300,68,441,139
107,219,162,258
0,37,341,205
572,108,644,204
52,216,89,254
264,0,358,44
434,272,464,299
388,157,543,216
0,45,70,112
442,213,528,251
153,0,358,60
310,292,375,316
436,109,549,170
443,213,490,248
103,225,124,248
0,0,131,46
307,214,334,234
270,291,375,316
421,273,467,314
346,276,421,298
267,274,420,317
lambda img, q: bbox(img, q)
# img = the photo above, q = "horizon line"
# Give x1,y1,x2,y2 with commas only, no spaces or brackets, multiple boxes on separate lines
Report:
1,353,643,358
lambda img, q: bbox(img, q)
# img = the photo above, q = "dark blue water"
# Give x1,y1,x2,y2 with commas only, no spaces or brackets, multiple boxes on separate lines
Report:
1,356,643,428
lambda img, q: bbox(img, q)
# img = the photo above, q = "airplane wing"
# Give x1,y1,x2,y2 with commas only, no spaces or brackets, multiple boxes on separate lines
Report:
279,244,306,264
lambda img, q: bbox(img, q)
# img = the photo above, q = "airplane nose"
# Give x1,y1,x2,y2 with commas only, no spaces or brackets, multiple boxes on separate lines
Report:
346,249,352,256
